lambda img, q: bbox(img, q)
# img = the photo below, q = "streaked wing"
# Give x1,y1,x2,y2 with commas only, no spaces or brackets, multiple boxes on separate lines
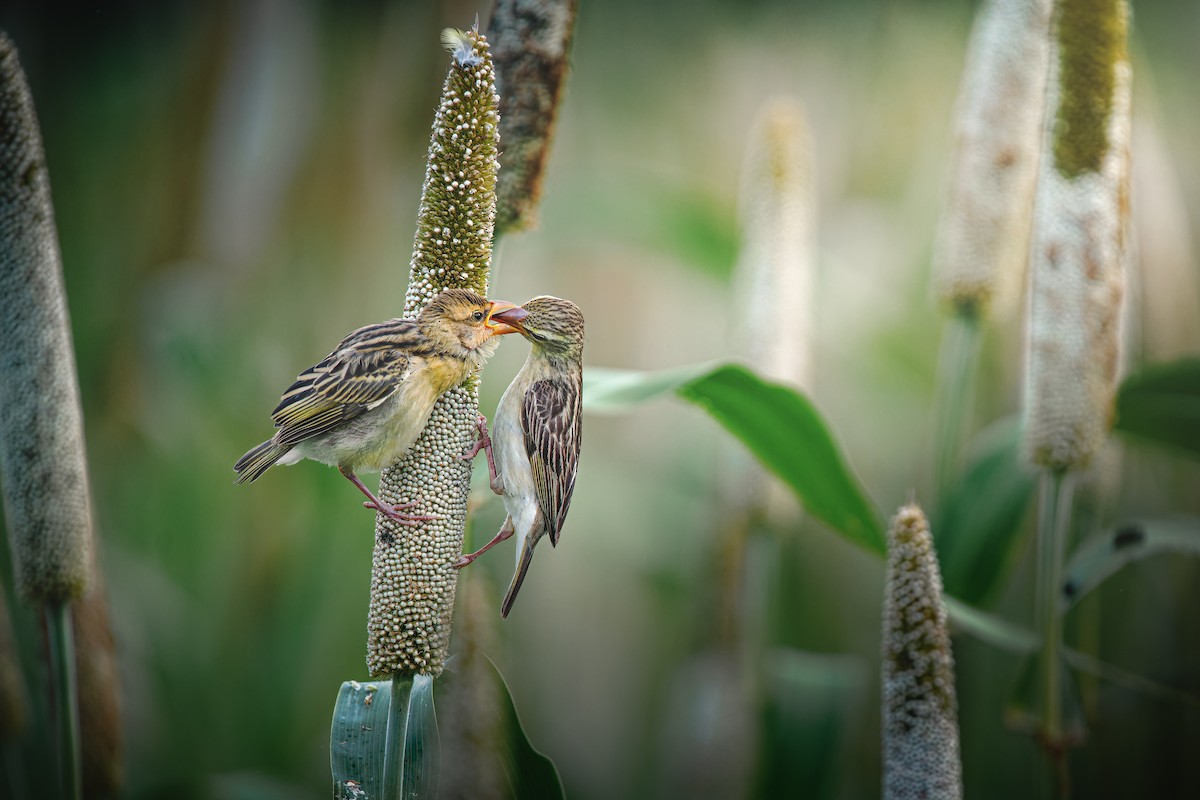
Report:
522,375,582,545
270,320,421,446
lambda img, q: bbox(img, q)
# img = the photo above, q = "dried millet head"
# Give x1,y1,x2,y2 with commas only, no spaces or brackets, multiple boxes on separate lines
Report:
881,503,962,800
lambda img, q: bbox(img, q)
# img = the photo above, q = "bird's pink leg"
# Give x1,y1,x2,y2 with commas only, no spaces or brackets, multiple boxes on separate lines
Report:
454,516,514,568
460,413,504,495
339,466,439,526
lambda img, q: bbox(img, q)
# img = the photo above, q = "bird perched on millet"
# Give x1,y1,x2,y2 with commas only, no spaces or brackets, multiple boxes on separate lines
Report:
234,289,522,523
455,296,584,617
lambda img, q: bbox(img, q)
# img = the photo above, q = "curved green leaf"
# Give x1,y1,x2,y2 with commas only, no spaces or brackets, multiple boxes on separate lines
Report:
582,363,717,413
487,654,565,800
1061,517,1200,612
1114,358,1200,460
330,675,440,800
395,674,439,799
678,364,885,553
943,595,1037,653
935,417,1037,604
331,680,390,799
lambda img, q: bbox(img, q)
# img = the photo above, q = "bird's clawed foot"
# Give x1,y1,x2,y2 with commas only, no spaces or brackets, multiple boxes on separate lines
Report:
453,517,514,568
460,413,492,460
363,498,443,526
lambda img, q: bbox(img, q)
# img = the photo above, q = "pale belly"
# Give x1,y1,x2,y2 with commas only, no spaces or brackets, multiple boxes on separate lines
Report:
494,380,541,553
293,374,447,472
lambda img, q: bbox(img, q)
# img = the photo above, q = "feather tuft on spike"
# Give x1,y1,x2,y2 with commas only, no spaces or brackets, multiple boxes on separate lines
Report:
442,28,482,67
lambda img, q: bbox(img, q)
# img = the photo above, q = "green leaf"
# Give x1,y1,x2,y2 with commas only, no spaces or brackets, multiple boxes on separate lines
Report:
329,676,440,800
1114,358,1200,460
943,595,1038,654
487,654,564,800
678,364,886,553
757,648,866,800
1061,517,1200,612
935,417,1038,604
331,680,390,799
582,363,717,413
394,674,439,799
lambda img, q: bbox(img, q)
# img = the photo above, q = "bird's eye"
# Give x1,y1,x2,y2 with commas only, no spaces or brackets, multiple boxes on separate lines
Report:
472,310,485,322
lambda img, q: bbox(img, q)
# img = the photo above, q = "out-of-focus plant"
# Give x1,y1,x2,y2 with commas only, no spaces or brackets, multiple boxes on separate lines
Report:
931,0,1052,498
881,502,961,800
0,31,120,800
1014,0,1131,791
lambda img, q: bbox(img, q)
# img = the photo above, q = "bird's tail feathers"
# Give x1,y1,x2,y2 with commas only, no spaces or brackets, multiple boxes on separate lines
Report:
234,439,290,484
501,540,538,619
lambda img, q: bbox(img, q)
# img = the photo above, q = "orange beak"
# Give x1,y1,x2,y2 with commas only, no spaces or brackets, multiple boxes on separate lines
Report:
485,301,528,335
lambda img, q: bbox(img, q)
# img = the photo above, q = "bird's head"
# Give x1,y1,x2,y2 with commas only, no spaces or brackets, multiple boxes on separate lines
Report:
418,289,523,365
490,296,584,361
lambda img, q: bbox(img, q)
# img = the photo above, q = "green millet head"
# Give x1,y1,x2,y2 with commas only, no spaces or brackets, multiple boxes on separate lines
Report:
1052,0,1128,179
369,26,501,678
881,503,962,800
403,27,499,319
0,32,95,603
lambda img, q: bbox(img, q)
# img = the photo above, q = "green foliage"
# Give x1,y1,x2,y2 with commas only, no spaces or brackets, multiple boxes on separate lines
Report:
485,655,565,800
1061,517,1200,612
330,675,439,800
1114,358,1200,460
331,681,390,799
935,417,1037,604
756,648,865,799
679,365,886,553
585,363,885,551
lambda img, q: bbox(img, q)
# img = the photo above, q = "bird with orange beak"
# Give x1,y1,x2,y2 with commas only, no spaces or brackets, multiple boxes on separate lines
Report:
235,289,523,522
455,296,584,617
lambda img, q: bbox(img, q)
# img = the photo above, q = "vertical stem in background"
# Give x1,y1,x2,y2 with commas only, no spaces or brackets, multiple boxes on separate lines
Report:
1033,472,1072,757
45,602,80,800
933,311,981,500
488,0,580,237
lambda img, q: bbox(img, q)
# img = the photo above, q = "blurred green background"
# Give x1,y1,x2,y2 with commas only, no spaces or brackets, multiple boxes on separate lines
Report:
2,0,1199,797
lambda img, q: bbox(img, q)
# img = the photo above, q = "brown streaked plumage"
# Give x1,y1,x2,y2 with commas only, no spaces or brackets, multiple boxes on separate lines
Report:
234,288,521,522
455,296,584,617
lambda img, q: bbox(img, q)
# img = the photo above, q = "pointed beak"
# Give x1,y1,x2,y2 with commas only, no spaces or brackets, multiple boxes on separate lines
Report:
485,301,528,335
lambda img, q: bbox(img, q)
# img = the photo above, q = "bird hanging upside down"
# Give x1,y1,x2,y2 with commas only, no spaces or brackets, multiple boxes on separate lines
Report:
455,296,584,617
234,288,522,523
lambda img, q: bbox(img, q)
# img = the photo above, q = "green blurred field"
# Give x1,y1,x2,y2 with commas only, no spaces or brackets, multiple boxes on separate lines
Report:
2,1,1199,797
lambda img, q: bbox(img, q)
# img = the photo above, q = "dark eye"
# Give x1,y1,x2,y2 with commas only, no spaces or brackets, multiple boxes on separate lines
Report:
472,310,485,322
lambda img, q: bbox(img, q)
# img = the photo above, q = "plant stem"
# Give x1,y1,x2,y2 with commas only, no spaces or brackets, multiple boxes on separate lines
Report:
1034,469,1073,797
45,601,80,800
934,310,982,500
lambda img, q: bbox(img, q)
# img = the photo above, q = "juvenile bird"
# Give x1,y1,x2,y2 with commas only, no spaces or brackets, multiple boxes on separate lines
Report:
234,289,522,522
455,296,584,617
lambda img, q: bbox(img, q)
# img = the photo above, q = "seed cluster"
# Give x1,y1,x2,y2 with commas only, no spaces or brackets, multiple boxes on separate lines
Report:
732,97,815,390
1023,4,1129,472
0,34,95,603
403,30,499,318
881,504,962,800
487,0,578,235
369,29,500,678
933,0,1053,318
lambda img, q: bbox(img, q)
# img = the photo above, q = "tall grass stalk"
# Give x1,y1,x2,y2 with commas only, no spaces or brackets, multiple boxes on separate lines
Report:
1033,470,1073,797
46,601,80,800
933,311,982,500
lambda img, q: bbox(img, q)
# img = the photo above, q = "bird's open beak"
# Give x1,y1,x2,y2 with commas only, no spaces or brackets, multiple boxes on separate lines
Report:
485,301,528,334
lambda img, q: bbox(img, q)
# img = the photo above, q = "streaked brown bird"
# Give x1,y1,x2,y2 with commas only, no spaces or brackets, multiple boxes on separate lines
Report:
234,289,521,522
455,296,584,617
